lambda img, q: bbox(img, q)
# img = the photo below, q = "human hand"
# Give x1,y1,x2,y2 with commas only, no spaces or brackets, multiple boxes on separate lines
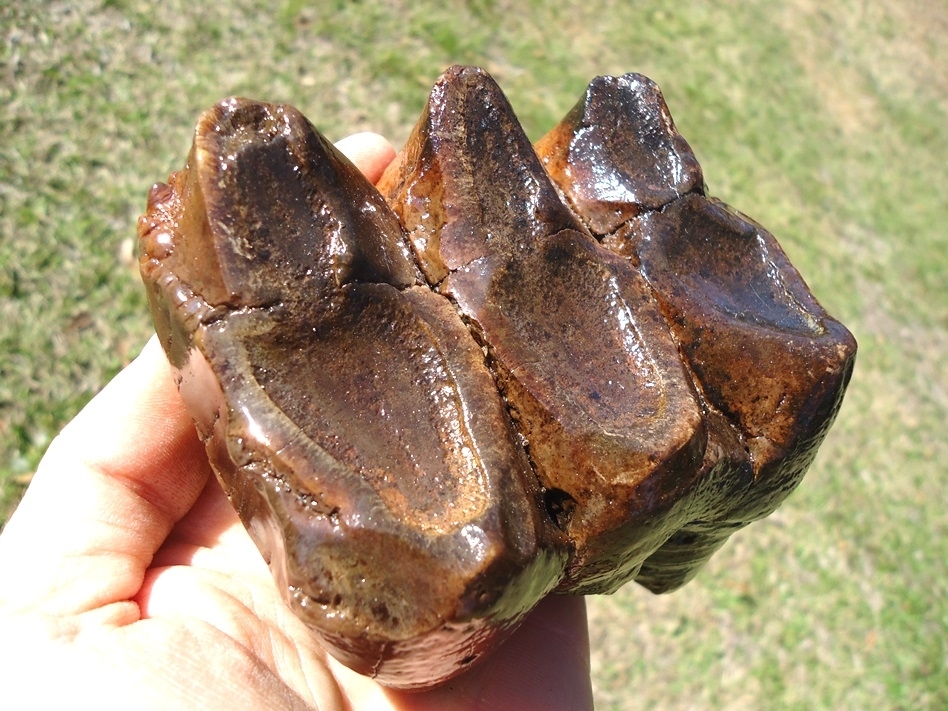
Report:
0,133,594,711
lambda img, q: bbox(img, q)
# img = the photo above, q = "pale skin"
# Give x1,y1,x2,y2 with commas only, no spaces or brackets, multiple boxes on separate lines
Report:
0,134,594,711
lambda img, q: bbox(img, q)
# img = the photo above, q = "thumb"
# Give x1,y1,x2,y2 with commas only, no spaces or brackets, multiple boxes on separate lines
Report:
0,336,211,618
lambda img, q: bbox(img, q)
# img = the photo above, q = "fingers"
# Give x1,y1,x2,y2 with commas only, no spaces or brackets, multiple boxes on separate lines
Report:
0,337,212,617
396,596,593,711
330,595,593,711
335,132,397,184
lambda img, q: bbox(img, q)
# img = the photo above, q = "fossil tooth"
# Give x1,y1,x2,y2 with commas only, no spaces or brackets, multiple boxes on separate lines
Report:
140,66,856,688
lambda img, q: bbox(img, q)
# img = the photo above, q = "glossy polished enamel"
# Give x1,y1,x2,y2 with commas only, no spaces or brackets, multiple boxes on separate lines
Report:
139,66,856,688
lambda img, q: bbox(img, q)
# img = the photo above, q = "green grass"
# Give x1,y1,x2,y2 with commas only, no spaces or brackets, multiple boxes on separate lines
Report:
2,0,946,707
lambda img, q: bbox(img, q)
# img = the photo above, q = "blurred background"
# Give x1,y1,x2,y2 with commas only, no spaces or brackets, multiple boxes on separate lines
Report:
1,1,945,708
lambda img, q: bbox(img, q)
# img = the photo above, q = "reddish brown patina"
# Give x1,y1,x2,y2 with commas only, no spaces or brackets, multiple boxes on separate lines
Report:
139,66,856,689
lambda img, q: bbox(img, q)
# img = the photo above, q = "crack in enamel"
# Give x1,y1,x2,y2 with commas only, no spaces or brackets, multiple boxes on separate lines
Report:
139,65,856,689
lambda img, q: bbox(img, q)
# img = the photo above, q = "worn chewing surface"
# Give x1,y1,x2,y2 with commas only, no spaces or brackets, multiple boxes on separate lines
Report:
139,65,856,688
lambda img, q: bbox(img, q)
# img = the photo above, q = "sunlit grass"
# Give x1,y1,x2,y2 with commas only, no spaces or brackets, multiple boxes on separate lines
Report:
2,0,945,707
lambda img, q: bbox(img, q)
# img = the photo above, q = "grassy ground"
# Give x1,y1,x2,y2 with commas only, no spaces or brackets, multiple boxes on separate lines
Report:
2,0,945,708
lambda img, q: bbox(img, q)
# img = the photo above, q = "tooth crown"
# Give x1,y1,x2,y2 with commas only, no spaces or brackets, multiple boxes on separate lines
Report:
139,65,856,688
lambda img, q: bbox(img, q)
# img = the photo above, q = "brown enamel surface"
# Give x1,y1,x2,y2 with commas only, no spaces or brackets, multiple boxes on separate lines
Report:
139,97,566,688
534,73,704,235
534,72,857,592
139,66,856,688
378,66,710,594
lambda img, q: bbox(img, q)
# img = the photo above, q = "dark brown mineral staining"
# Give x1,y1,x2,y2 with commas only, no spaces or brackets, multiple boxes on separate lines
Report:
139,67,856,689
139,98,566,688
378,66,708,595
534,75,857,592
